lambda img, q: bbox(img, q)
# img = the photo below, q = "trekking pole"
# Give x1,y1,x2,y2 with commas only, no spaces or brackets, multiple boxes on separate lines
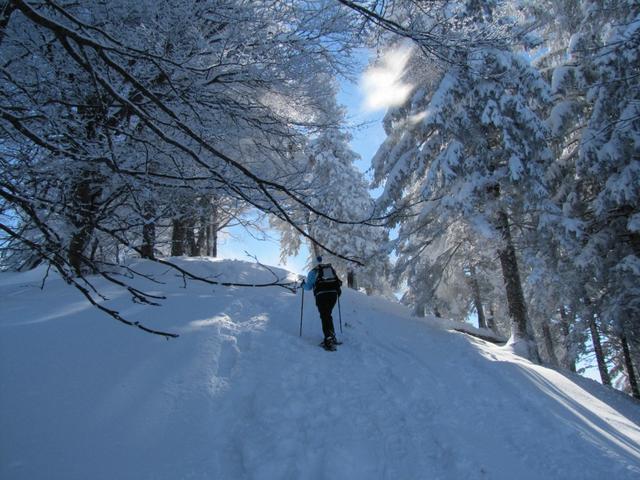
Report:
299,284,305,337
338,295,343,334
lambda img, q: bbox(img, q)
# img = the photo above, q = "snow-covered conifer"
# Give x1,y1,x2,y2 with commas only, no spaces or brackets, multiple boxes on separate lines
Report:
276,128,391,295
371,3,554,359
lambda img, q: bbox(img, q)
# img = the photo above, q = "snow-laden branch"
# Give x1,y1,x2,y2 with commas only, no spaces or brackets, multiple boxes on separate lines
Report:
9,0,395,265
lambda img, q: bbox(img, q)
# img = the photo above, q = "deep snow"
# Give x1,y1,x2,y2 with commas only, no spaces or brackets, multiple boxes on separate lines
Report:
1,258,640,480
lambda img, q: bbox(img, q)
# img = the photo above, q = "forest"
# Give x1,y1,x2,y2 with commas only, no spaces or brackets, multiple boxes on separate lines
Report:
1,0,639,398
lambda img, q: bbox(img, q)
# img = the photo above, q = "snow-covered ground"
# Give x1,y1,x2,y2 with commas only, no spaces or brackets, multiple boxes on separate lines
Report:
1,258,639,480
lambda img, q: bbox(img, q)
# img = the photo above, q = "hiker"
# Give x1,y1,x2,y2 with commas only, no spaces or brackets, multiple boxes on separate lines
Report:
302,256,342,351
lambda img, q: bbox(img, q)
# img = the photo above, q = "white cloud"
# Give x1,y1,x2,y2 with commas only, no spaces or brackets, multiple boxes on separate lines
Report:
360,45,414,112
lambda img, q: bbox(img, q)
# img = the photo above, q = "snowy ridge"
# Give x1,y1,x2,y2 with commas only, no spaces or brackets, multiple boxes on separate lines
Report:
1,258,640,480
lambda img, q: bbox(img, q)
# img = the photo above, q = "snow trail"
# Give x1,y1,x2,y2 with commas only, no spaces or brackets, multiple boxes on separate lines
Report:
1,259,640,479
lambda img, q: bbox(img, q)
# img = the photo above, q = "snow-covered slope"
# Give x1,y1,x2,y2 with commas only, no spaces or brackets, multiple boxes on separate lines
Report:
1,258,639,480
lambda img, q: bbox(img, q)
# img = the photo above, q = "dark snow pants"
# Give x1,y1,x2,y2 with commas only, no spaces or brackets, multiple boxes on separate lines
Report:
315,292,338,339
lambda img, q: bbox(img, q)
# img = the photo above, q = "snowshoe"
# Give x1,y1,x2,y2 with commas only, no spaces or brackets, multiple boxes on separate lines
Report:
321,338,337,351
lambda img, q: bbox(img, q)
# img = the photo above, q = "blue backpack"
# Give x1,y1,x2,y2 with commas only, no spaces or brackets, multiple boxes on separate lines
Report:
313,264,342,296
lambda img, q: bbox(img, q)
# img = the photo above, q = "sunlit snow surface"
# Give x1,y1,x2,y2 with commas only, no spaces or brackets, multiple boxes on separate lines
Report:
1,258,639,480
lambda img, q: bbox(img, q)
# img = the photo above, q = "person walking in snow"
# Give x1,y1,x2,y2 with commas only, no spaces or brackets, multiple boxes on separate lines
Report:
302,256,342,351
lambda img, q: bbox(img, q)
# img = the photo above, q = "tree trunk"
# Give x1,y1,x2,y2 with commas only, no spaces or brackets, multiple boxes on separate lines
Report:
195,224,206,256
171,218,186,256
347,270,358,289
89,238,99,265
67,94,106,274
588,312,611,386
68,177,99,276
208,224,218,257
487,305,496,332
205,204,219,257
68,228,91,276
195,197,211,256
542,321,560,367
140,201,156,259
469,265,487,329
186,221,198,256
621,334,640,399
495,210,537,360
140,221,155,259
559,305,577,372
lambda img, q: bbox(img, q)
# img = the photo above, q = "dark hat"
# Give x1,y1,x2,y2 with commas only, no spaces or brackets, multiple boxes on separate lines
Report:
316,255,323,264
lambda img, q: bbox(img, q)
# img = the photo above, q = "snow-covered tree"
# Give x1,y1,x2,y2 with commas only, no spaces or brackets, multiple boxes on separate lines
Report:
369,2,555,359
542,0,640,394
394,213,509,333
0,0,364,334
276,128,391,296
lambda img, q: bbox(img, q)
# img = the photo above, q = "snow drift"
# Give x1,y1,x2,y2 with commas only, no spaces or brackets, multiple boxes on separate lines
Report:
1,258,639,480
